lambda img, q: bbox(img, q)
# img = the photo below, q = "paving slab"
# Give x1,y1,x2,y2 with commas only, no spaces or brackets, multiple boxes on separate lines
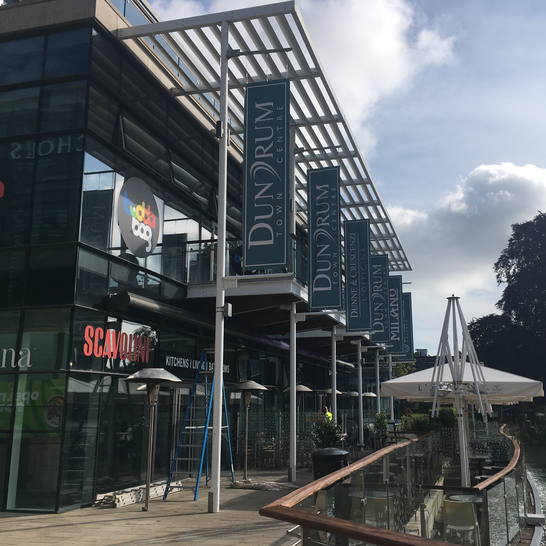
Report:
0,469,313,546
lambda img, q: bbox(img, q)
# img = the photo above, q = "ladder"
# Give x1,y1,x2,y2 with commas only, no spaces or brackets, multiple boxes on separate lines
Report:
163,350,234,501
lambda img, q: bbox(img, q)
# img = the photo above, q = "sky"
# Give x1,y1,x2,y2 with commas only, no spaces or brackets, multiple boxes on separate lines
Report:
148,0,546,355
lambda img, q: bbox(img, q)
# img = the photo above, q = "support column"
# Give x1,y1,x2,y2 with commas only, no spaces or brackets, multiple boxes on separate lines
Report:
388,355,394,421
209,19,229,514
357,341,364,445
331,326,337,422
375,349,381,414
289,302,297,482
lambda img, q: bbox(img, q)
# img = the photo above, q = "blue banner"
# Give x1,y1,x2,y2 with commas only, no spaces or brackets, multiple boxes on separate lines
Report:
345,219,372,331
370,255,390,343
387,275,404,354
308,166,342,311
399,292,415,361
243,80,290,270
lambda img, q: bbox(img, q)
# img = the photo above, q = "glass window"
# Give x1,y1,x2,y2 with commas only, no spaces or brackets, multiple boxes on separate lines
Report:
0,87,40,138
7,373,66,511
76,248,109,308
44,28,91,79
26,246,77,306
0,140,33,247
0,431,9,508
0,36,44,87
40,81,87,133
71,308,107,372
0,251,25,308
0,311,20,373
20,309,71,372
31,137,84,244
88,84,119,143
81,171,115,250
121,113,170,180
59,374,100,509
91,31,121,96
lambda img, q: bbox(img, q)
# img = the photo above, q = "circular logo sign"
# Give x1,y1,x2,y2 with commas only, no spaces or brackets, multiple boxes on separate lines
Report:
118,177,160,258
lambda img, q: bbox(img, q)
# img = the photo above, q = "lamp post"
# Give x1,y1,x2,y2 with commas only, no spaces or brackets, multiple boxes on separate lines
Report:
125,368,182,512
231,380,267,481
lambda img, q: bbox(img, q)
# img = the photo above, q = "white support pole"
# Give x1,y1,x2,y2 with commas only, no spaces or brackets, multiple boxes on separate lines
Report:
289,302,297,481
388,355,394,421
357,341,364,445
375,350,381,414
331,326,337,422
209,19,229,514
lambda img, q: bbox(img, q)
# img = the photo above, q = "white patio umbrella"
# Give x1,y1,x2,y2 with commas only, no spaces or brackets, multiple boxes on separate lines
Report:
381,363,544,404
382,295,544,487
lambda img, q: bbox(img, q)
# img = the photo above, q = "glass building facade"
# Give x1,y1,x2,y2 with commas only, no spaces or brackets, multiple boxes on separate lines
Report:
0,0,415,513
0,4,353,512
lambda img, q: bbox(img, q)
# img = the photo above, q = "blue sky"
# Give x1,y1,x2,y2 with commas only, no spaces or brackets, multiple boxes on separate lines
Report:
149,0,546,355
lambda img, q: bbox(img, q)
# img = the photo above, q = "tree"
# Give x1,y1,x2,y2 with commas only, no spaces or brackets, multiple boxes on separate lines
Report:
469,212,546,386
494,211,546,337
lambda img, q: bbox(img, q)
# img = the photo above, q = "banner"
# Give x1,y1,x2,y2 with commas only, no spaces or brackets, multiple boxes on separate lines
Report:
345,219,372,331
399,292,415,361
370,255,390,343
243,80,290,270
308,166,342,311
387,275,404,354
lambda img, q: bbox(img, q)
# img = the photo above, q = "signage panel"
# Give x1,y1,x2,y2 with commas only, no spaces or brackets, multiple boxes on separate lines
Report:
370,255,390,343
243,80,290,269
399,292,415,361
308,166,342,311
345,219,372,331
117,177,161,258
387,275,404,354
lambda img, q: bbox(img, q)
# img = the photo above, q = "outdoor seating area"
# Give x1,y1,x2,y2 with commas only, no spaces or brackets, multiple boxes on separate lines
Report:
260,425,530,546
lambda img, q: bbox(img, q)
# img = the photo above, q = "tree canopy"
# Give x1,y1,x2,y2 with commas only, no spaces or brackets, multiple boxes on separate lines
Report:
469,212,546,386
494,211,546,337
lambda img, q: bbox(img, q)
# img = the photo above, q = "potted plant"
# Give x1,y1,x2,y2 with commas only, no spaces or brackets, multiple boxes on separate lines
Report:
375,411,388,448
313,418,343,449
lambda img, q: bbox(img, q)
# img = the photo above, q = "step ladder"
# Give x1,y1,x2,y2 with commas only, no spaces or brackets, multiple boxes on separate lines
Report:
163,349,234,501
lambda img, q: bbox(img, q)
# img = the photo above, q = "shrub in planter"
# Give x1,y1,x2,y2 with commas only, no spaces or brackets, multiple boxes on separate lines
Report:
314,418,343,449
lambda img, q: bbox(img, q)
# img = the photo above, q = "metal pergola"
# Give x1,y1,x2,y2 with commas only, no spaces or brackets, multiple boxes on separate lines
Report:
115,0,411,272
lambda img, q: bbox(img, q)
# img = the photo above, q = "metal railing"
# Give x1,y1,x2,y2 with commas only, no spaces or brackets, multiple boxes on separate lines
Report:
260,426,527,546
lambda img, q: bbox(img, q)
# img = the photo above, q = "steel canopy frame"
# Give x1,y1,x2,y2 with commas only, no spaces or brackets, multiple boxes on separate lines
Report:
115,0,411,271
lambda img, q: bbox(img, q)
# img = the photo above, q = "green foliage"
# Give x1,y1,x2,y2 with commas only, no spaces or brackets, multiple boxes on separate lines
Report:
437,407,456,428
495,211,546,336
375,411,388,436
468,211,546,385
393,361,416,378
313,418,343,449
409,416,434,431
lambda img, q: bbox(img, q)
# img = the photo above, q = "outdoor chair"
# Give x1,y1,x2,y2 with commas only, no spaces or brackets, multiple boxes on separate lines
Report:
444,500,480,545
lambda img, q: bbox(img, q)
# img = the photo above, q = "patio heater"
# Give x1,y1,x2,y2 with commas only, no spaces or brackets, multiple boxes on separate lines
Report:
231,380,267,481
125,368,182,511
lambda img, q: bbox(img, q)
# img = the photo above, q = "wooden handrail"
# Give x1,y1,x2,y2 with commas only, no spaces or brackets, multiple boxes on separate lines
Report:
260,433,452,546
473,424,520,491
260,428,521,546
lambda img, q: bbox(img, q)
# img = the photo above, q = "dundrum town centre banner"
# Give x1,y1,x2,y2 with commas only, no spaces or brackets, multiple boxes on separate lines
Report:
345,219,372,331
308,166,342,311
243,80,290,270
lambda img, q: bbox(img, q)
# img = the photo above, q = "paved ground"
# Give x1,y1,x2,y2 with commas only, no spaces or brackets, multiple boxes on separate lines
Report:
0,469,313,546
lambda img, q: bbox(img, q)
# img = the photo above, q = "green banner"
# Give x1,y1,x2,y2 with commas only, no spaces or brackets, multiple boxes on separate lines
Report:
370,255,390,343
345,219,372,331
308,166,342,311
243,80,290,270
387,275,404,354
399,292,415,361
0,377,65,432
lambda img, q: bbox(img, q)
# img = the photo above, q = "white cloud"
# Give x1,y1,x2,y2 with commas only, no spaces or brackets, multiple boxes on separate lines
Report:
391,163,546,351
149,0,456,157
